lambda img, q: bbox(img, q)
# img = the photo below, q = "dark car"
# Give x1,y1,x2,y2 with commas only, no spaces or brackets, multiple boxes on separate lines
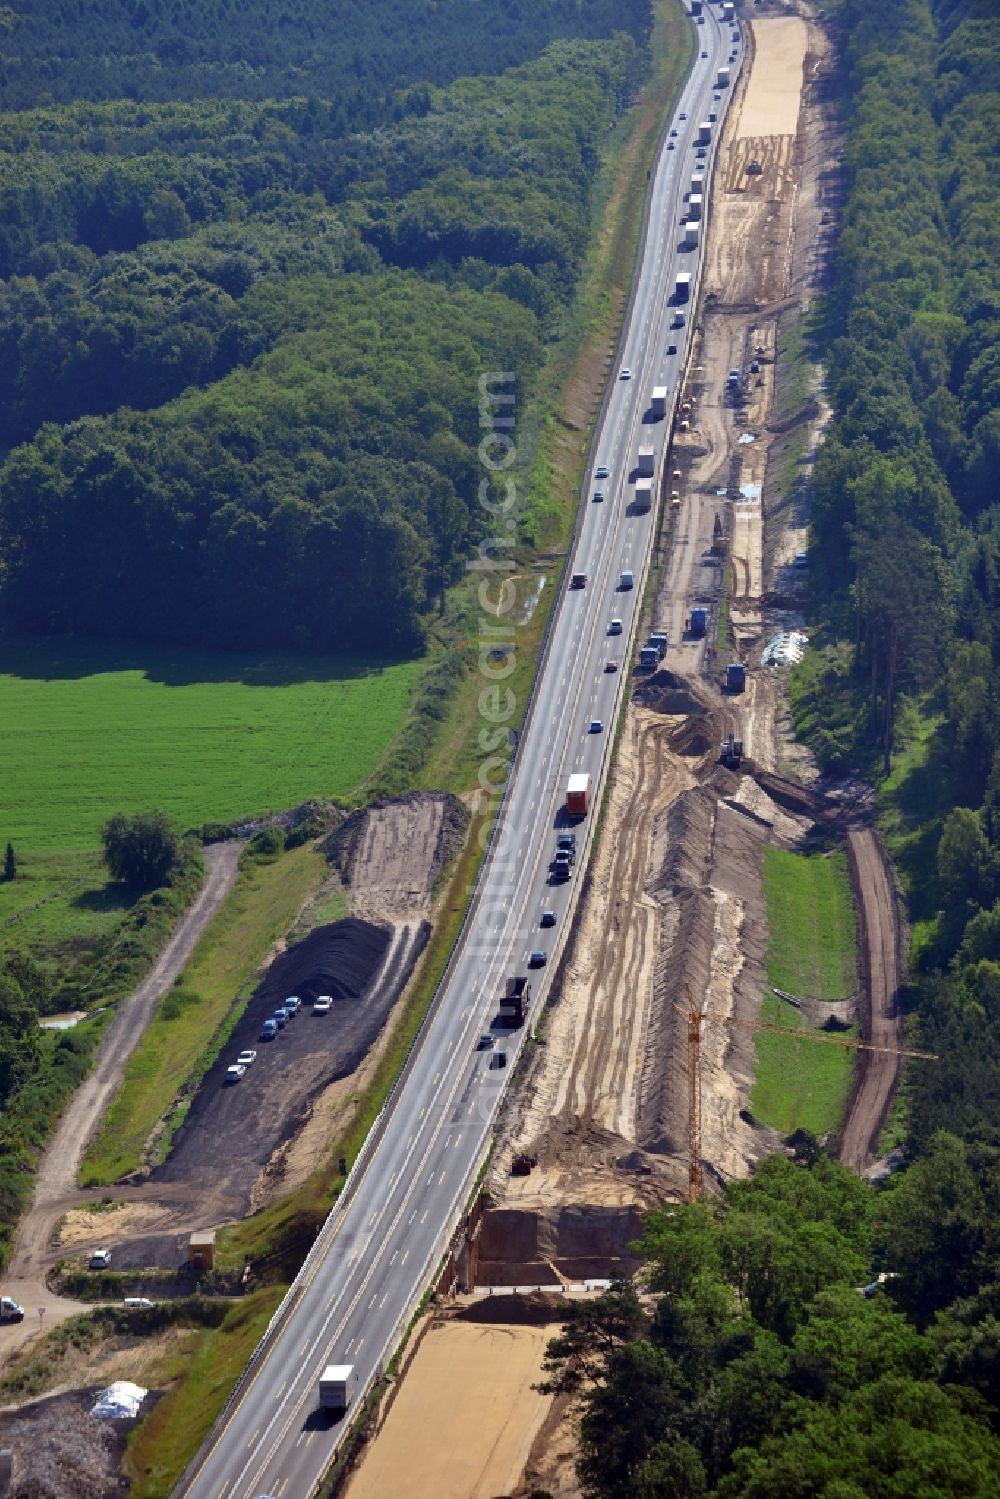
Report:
260,1019,278,1040
271,1008,288,1028
540,910,556,928
529,951,547,968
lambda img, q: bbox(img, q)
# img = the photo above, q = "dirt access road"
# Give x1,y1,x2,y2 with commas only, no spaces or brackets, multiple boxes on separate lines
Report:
839,828,905,1172
1,841,242,1359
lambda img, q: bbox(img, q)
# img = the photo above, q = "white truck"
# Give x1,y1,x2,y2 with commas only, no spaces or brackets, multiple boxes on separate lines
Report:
318,1363,357,1412
650,386,668,419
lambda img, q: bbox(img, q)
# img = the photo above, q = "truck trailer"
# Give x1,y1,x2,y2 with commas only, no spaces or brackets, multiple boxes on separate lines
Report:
722,1,734,20
717,66,731,87
650,386,668,419
674,271,692,303
683,221,700,250
499,976,531,1028
726,663,747,693
697,122,711,146
319,1364,357,1412
566,772,591,816
634,477,654,512
637,444,656,476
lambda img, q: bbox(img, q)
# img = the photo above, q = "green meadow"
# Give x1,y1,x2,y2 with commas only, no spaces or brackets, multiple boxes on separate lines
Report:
751,847,859,1136
0,634,420,850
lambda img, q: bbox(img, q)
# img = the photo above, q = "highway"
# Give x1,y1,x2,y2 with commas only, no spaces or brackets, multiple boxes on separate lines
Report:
179,7,738,1496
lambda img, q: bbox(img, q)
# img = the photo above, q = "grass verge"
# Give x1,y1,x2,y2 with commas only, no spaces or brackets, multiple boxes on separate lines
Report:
751,847,858,1136
81,843,325,1184
125,1289,285,1499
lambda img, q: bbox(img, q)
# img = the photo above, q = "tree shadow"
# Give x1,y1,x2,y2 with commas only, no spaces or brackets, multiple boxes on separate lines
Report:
71,884,136,916
0,631,411,687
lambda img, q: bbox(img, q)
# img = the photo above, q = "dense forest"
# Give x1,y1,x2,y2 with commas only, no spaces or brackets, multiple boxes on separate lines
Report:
0,0,652,112
543,1148,1000,1496
0,4,651,653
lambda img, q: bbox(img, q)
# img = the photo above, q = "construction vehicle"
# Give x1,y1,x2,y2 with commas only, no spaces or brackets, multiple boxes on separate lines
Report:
498,976,531,1028
726,663,747,693
690,607,708,637
720,732,743,768
318,1364,357,1412
649,633,669,658
639,646,660,670
746,158,763,176
566,772,591,815
511,1154,538,1176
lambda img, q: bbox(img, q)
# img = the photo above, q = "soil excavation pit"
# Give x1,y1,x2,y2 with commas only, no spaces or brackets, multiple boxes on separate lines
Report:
149,917,427,1235
346,1318,552,1499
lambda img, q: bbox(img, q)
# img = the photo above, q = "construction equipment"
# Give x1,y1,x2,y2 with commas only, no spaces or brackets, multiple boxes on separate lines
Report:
720,732,743,767
511,1154,538,1176
746,158,763,176
673,998,938,1200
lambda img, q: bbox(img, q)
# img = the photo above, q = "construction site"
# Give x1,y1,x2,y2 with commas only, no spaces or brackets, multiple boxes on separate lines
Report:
339,6,913,1496
0,6,917,1498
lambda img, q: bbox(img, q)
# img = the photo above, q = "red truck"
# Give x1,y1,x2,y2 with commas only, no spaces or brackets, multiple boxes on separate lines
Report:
566,773,591,816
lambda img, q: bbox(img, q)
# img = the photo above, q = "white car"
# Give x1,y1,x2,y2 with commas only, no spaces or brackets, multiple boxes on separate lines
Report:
313,995,333,1014
225,1064,247,1084
620,367,631,380
89,1250,112,1269
236,1049,257,1067
608,618,623,635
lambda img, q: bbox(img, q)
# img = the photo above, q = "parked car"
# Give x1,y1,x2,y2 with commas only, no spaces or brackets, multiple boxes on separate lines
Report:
225,1064,247,1084
313,995,333,1014
283,996,301,1015
271,1008,289,1028
236,1049,257,1067
477,1034,496,1050
89,1250,112,1269
260,1018,278,1040
490,1050,508,1069
123,1297,155,1310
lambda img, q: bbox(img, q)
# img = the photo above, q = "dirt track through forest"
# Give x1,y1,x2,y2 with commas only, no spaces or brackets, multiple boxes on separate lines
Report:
838,828,904,1172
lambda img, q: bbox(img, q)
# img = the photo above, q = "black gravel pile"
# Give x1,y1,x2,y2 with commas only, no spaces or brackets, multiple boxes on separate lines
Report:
254,919,390,1006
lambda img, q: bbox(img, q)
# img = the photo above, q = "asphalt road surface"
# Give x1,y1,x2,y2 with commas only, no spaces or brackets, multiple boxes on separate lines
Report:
179,9,739,1496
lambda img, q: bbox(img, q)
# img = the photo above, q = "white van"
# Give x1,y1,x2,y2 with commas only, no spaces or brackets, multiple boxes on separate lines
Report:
123,1297,154,1311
